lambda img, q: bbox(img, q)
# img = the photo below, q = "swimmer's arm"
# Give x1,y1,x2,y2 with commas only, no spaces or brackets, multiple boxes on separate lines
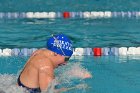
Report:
71,69,92,79
83,72,92,78
54,88,68,93
39,64,54,91
54,87,76,93
54,84,90,93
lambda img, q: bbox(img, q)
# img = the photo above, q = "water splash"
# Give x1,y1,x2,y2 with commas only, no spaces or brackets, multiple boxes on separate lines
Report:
56,62,91,79
53,62,91,92
0,74,27,93
39,62,91,93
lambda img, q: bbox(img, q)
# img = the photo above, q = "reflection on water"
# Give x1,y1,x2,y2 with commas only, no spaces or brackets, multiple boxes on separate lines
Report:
118,55,140,63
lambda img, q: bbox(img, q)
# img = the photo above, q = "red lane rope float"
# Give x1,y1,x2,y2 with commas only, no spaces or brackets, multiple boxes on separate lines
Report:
93,48,102,56
63,12,70,18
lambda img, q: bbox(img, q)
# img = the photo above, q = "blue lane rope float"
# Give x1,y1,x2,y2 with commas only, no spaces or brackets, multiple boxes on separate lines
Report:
0,11,140,19
0,47,140,56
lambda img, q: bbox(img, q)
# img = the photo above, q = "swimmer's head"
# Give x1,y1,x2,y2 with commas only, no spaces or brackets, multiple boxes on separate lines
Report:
46,34,73,58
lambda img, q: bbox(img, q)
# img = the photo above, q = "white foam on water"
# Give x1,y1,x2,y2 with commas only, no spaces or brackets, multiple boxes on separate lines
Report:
41,62,91,93
52,62,91,92
0,74,27,93
56,62,91,80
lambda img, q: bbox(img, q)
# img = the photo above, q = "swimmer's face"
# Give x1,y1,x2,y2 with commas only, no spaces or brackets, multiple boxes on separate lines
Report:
56,55,70,67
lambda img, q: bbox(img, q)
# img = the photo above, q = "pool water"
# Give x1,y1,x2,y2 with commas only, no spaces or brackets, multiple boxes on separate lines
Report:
0,55,140,93
0,1,140,48
0,0,140,93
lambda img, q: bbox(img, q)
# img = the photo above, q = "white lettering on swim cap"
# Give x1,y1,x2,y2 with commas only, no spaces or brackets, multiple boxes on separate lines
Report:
52,40,72,51
61,40,64,45
65,46,68,50
62,44,66,49
69,46,72,50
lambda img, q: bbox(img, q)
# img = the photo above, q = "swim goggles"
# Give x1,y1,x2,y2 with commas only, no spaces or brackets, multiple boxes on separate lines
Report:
52,35,70,62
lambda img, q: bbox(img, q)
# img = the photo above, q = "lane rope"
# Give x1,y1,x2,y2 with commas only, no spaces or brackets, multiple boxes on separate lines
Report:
0,11,140,19
0,47,140,56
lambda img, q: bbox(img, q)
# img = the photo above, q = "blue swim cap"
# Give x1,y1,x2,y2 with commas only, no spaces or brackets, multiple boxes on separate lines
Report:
46,34,73,57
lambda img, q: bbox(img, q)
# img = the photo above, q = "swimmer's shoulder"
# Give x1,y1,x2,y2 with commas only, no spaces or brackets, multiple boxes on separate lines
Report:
34,54,53,68
38,57,54,76
29,49,49,64
31,49,47,58
32,49,44,55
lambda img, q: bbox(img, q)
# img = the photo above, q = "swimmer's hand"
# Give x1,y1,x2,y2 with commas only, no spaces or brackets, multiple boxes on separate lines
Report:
70,70,92,79
83,72,92,79
67,64,92,79
54,88,68,93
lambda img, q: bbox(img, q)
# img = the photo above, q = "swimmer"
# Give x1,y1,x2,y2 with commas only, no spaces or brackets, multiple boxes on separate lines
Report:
17,34,92,93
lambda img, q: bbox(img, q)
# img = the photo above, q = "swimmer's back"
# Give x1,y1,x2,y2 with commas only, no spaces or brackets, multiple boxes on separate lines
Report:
19,49,52,88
